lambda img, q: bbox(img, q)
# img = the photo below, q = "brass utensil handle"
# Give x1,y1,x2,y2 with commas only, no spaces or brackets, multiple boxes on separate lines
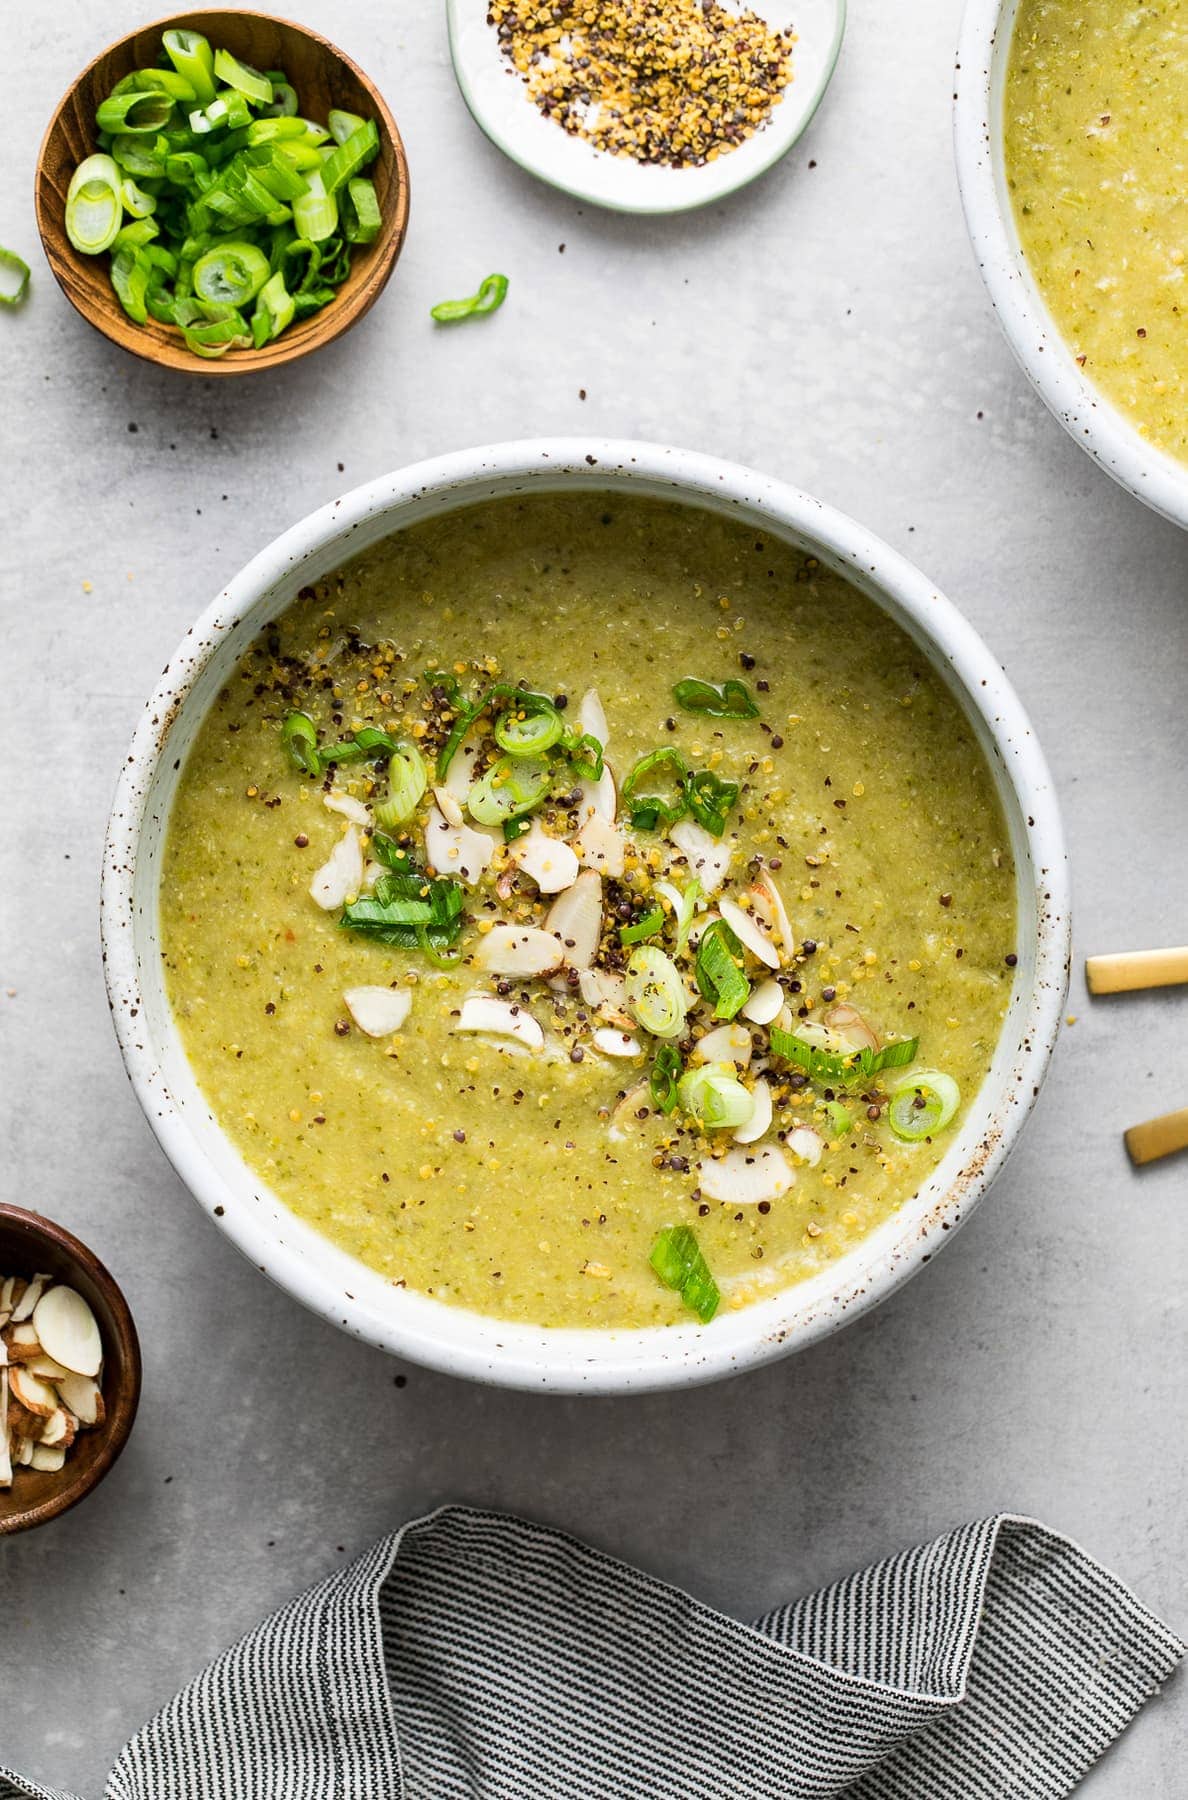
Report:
1125,1108,1188,1167
1085,946,1188,995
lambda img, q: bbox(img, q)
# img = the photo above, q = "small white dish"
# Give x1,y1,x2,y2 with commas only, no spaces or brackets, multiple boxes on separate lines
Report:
954,0,1188,530
447,0,845,214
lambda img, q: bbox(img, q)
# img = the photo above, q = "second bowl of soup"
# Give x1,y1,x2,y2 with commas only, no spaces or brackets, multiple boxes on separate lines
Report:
103,441,1069,1390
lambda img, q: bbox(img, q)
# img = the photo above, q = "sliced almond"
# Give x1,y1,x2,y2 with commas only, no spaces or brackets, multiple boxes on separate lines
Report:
26,1354,74,1381
29,1443,66,1473
342,985,412,1038
578,765,617,825
787,1126,825,1167
511,822,580,895
309,825,363,911
734,1079,774,1145
14,1437,33,1467
693,1023,753,1067
425,805,497,887
609,1080,650,1139
592,1028,643,1059
579,688,609,749
573,810,626,878
669,820,732,895
432,783,465,828
455,996,544,1051
719,896,781,970
578,968,628,1014
39,1408,76,1450
545,870,603,969
32,1286,102,1379
442,739,482,804
4,1322,43,1362
741,978,784,1025
55,1372,103,1428
698,1145,795,1206
7,1398,43,1442
324,790,371,826
473,923,564,978
9,1365,59,1418
11,1274,50,1325
750,870,794,957
823,1003,880,1053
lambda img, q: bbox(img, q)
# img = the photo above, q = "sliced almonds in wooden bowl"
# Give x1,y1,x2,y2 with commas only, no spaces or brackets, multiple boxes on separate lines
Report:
2,1274,105,1482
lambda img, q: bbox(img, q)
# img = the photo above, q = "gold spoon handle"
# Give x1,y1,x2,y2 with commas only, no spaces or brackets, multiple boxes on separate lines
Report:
1085,946,1188,995
1125,1108,1188,1167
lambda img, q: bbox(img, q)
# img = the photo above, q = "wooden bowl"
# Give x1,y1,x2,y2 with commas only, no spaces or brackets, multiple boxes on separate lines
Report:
34,9,410,376
0,1206,141,1535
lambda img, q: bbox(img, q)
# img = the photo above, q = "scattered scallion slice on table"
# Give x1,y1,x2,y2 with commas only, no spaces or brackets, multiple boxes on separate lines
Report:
0,247,30,307
62,29,385,359
649,1225,720,1323
430,271,509,323
887,1070,960,1141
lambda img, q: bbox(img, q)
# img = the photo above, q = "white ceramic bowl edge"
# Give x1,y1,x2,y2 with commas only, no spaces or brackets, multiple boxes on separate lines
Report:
101,439,1071,1394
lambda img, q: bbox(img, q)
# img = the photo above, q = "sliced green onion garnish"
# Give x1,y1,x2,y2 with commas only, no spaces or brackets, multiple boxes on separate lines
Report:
65,154,124,254
110,245,151,322
192,240,270,306
292,170,338,242
769,1029,921,1091
328,108,367,145
677,1064,754,1131
467,755,551,826
212,49,273,105
624,946,689,1040
266,83,300,118
163,29,216,104
673,879,700,955
684,768,739,838
0,247,30,308
620,907,665,947
112,218,158,252
564,731,604,780
430,272,510,323
622,747,688,832
887,1070,960,1141
650,1044,683,1114
494,696,563,757
111,134,168,177
694,921,750,1021
502,814,534,843
282,710,320,776
649,1225,720,1324
95,89,174,134
374,743,428,830
183,308,253,358
673,677,760,720
119,177,157,218
135,68,198,103
436,680,517,778
342,177,381,244
341,861,466,953
251,269,295,345
320,119,379,195
825,1100,854,1137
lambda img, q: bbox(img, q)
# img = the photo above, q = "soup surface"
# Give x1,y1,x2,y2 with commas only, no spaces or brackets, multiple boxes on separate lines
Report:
160,493,1016,1330
1005,0,1188,465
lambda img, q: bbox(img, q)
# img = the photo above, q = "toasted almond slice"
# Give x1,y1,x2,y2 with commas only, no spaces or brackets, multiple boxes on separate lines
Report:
473,924,564,978
343,985,412,1039
823,1003,880,1053
512,822,581,895
787,1126,825,1167
39,1408,76,1450
573,810,626,878
27,1354,74,1381
734,1080,774,1145
14,1437,33,1467
30,1443,66,1473
9,1365,59,1418
669,820,731,895
693,1023,753,1067
719,896,781,970
32,1286,102,1379
324,790,371,826
8,1396,43,1440
579,688,609,749
741,978,784,1025
4,1322,42,1362
55,1372,103,1428
578,968,628,1014
455,997,544,1051
309,825,363,911
425,804,497,887
609,1080,650,1139
11,1274,50,1325
545,870,603,969
592,1027,643,1058
698,1145,795,1206
433,783,464,828
750,870,794,956
442,738,482,805
578,765,617,825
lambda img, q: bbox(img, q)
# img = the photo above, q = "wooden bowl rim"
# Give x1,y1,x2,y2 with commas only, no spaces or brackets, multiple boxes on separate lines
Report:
34,6,410,377
0,1203,142,1535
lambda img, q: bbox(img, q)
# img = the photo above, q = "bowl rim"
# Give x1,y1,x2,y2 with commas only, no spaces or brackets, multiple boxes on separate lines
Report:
33,6,410,377
953,0,1188,530
0,1203,142,1534
101,438,1071,1393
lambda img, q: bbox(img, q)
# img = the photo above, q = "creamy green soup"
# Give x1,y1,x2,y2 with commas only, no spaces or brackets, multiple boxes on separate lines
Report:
160,493,1016,1330
1005,0,1188,465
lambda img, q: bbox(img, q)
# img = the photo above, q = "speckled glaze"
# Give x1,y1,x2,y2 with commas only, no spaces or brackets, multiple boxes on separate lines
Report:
101,441,1071,1393
954,0,1188,530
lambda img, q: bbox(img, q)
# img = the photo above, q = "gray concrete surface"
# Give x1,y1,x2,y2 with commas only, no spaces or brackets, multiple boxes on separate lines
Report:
3,2,1186,1792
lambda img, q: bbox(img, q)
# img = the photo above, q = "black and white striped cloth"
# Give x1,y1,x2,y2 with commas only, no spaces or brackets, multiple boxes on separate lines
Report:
3,1507,1181,1798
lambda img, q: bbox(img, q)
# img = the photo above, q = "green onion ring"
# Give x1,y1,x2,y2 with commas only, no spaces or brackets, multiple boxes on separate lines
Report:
430,272,509,324
0,247,30,308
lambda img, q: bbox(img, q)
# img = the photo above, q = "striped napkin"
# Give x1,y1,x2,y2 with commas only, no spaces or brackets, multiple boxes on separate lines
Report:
3,1507,1181,1799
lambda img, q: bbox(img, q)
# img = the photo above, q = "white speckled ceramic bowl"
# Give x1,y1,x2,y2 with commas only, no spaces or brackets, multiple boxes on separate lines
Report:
954,0,1188,530
102,440,1070,1393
